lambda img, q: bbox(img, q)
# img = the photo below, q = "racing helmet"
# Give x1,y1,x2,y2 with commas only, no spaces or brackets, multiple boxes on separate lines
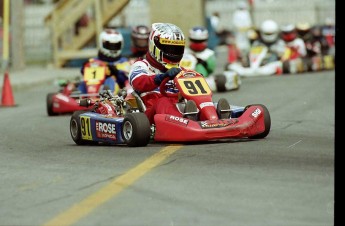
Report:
247,28,259,44
280,24,297,43
99,28,123,58
260,20,279,44
189,26,209,52
148,23,185,69
296,22,312,41
311,25,322,39
131,25,151,52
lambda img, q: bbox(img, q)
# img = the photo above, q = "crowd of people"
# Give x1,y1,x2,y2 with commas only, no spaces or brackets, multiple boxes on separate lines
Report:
222,8,335,76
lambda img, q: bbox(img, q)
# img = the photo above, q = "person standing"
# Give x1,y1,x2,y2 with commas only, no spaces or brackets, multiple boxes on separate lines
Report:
232,1,253,57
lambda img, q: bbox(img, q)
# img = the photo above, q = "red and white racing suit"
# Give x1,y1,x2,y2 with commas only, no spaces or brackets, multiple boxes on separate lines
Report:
283,38,307,60
129,54,182,124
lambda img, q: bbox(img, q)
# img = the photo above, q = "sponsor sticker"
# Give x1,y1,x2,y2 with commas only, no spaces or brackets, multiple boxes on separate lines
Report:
199,119,239,129
56,93,70,102
95,121,117,140
159,38,185,46
200,102,214,109
251,108,261,118
165,115,189,127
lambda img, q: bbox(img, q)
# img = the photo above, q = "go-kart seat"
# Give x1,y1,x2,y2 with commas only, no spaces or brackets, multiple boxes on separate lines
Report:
130,91,147,113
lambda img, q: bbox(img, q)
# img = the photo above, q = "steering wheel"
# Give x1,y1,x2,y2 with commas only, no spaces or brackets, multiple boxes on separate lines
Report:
159,77,178,97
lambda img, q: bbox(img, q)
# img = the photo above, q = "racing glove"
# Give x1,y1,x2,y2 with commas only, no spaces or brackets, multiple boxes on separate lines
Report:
154,68,182,85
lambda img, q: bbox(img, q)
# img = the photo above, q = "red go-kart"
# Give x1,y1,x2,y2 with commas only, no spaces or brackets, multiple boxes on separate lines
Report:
46,59,110,116
70,69,271,147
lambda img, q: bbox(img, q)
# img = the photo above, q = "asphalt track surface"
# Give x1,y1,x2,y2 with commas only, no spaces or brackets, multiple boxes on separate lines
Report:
0,70,335,226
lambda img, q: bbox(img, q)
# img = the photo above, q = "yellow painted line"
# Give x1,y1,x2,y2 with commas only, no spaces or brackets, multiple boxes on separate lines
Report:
43,145,183,226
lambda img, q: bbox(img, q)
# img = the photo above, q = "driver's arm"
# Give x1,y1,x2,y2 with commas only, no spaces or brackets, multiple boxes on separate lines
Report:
129,61,158,92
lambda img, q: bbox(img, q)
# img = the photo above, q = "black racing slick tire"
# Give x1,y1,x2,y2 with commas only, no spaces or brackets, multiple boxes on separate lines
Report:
121,113,151,147
245,104,271,139
215,74,226,92
70,110,95,145
46,93,58,116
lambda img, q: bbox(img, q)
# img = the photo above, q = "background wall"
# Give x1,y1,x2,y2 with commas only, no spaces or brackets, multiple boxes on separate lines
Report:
149,0,205,42
1,0,335,68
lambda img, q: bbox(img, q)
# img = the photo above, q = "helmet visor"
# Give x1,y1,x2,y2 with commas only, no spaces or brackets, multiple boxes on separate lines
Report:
155,37,185,62
103,41,122,51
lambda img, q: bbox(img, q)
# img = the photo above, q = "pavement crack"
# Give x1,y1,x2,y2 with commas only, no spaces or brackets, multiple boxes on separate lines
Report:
281,120,303,129
77,174,121,191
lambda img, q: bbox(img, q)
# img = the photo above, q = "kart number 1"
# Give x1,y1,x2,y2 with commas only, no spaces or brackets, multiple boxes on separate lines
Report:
84,67,106,81
81,116,92,140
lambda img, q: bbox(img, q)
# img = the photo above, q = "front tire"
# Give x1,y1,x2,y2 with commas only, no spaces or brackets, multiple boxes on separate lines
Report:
121,113,151,147
47,93,58,116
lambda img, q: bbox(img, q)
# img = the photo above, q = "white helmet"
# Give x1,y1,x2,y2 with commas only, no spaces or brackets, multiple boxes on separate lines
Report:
260,20,279,44
149,23,185,68
189,26,209,51
280,24,297,42
189,26,209,42
99,28,123,58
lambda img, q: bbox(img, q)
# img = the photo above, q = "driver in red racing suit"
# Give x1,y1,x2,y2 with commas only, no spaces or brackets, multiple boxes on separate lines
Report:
129,23,231,124
128,23,188,124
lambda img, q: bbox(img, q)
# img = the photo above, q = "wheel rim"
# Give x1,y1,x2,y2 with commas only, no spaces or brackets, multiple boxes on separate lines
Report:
70,119,78,138
123,121,133,140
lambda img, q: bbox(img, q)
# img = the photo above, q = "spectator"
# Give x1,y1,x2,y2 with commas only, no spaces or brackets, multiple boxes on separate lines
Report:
210,11,228,45
232,1,253,56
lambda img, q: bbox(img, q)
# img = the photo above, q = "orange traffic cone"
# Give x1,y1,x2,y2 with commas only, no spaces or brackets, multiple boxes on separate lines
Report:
1,71,16,107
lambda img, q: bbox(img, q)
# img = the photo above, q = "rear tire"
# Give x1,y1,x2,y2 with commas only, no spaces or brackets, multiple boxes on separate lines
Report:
47,93,58,116
246,104,271,139
70,110,95,145
215,74,226,92
121,113,151,147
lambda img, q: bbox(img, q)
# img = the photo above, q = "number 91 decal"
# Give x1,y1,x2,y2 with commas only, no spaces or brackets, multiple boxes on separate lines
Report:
177,77,211,96
80,116,93,140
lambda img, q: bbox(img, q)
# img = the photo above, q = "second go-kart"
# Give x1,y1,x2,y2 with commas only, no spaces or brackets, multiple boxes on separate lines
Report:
70,69,271,147
228,45,283,77
46,59,131,116
46,59,109,116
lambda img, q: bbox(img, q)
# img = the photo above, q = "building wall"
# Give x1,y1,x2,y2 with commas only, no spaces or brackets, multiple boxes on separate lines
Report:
149,0,205,41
